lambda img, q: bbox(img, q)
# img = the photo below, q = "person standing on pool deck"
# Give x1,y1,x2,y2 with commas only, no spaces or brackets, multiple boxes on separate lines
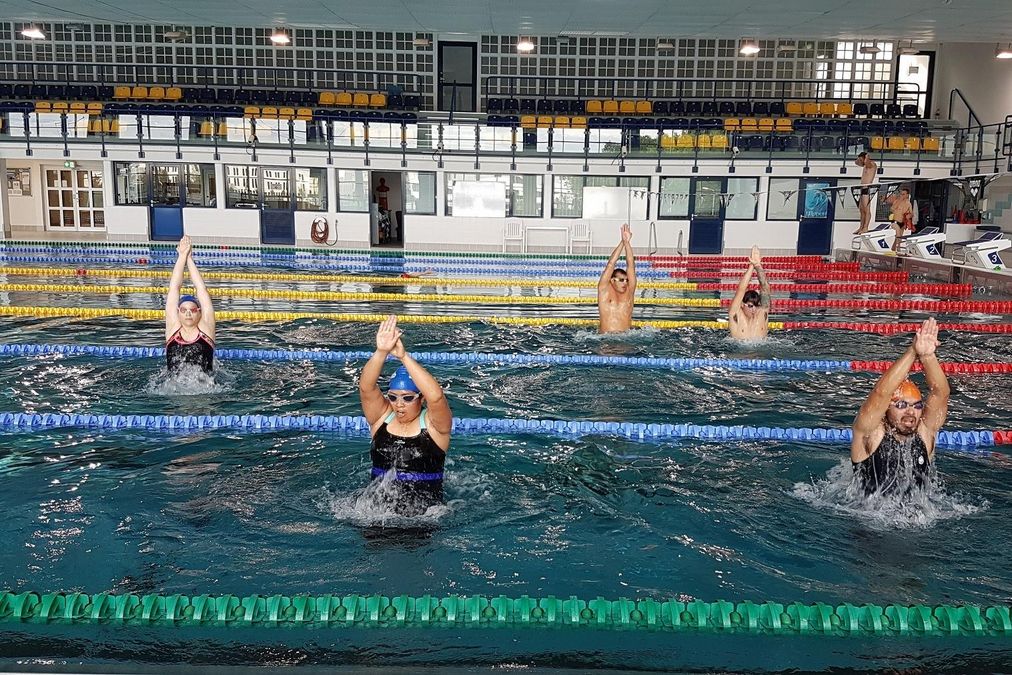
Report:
851,318,950,495
597,223,637,333
853,152,877,235
165,235,216,375
360,315,452,515
885,187,915,253
727,245,772,340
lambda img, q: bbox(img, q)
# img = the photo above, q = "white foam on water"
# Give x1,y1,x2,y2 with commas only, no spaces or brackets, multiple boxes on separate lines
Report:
144,361,233,396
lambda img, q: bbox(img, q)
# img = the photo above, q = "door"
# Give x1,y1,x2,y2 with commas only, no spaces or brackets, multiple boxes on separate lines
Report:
438,41,477,113
797,178,836,254
149,163,184,241
260,167,295,245
688,178,725,254
44,167,105,231
896,52,934,118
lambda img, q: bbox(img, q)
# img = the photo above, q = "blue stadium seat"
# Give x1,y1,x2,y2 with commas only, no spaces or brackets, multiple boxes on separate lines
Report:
502,97,519,113
869,103,885,117
568,100,585,114
653,101,669,116
486,98,503,113
752,101,769,116
536,99,553,114
669,101,686,115
852,102,869,117
769,101,785,116
885,103,902,118
734,101,751,116
902,103,918,118
519,99,536,114
701,101,718,116
552,99,569,114
719,101,735,116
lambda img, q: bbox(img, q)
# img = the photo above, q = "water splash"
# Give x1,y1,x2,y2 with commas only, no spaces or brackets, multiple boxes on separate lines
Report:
144,362,233,396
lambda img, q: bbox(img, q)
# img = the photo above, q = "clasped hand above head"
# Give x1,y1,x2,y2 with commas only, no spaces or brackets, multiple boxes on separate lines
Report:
376,315,406,359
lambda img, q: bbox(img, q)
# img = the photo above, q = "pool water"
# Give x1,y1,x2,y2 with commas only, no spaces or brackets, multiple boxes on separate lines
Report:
0,270,1011,671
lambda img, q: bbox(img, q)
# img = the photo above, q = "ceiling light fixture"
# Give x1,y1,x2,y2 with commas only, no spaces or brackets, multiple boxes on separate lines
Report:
21,25,45,40
163,30,189,42
270,29,291,45
897,40,919,55
739,39,760,56
517,38,535,53
657,40,675,50
996,43,1012,59
859,43,881,54
412,37,431,47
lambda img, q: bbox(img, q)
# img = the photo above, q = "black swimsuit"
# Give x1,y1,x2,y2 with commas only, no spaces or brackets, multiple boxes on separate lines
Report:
854,431,932,495
370,410,446,515
166,329,215,375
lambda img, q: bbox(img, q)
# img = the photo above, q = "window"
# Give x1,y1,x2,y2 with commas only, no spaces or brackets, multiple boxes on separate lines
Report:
552,176,649,218
225,165,260,208
338,170,369,212
114,162,147,205
658,177,690,218
295,167,326,211
185,164,217,207
834,179,862,222
404,171,436,214
726,178,759,220
445,173,542,217
767,178,800,220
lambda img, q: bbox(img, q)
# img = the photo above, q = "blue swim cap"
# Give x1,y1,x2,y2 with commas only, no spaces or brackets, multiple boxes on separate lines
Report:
388,365,420,392
178,294,200,308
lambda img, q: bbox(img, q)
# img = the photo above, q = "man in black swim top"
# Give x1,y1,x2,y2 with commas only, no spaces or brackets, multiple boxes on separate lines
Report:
164,235,217,375
851,318,950,495
359,315,453,516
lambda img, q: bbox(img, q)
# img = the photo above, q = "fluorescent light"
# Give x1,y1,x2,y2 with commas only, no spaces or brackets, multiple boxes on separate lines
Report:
996,43,1012,59
859,43,881,54
21,26,45,40
412,37,431,47
270,30,291,45
657,41,674,50
517,38,535,53
739,39,760,56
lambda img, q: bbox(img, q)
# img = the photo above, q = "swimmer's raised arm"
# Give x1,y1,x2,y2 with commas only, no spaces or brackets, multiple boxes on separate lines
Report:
165,237,189,341
360,315,399,426
751,246,771,310
728,248,757,320
915,318,949,451
622,223,637,293
598,228,627,293
183,237,215,340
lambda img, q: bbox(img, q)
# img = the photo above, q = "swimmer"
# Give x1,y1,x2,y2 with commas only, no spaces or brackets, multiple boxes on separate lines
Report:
728,245,771,340
885,187,914,252
597,223,637,333
851,318,950,495
853,151,877,235
359,315,452,516
165,235,216,375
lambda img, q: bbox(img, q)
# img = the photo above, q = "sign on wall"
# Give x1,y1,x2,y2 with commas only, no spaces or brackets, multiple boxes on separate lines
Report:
6,168,31,196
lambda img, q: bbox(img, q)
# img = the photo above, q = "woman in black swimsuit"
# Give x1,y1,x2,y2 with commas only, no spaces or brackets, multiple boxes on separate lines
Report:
359,315,452,515
164,235,217,376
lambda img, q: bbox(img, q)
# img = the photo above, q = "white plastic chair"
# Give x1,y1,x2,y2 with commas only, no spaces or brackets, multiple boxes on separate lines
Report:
503,219,524,253
569,222,592,254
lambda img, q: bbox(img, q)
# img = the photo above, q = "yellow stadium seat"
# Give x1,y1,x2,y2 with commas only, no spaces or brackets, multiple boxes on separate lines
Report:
619,100,636,115
740,118,758,133
148,86,165,100
660,133,677,149
785,101,803,116
520,115,536,129
113,86,131,100
818,102,835,117
870,136,885,150
131,85,148,99
69,102,87,114
319,91,336,106
775,118,793,132
244,106,261,117
198,120,214,136
586,100,603,114
369,93,387,108
802,102,819,116
102,119,120,134
603,100,619,114
836,102,853,117
352,92,370,107
296,108,313,120
570,116,587,129
922,136,940,152
165,87,183,101
87,102,104,115
335,92,353,107
711,134,729,150
676,133,695,149
536,115,553,128
554,115,570,128
87,118,102,134
34,101,52,113
758,118,775,132
635,100,653,115
261,106,279,119
724,118,740,132
278,107,295,119
887,136,905,151
905,136,921,151
697,134,712,149
51,101,69,113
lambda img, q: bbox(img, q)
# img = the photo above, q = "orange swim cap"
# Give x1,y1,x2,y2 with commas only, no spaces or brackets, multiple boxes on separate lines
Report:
891,379,921,401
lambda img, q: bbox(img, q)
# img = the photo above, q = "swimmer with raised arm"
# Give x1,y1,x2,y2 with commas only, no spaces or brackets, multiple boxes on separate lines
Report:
165,235,216,375
597,223,637,333
728,245,772,340
851,318,950,495
359,315,452,515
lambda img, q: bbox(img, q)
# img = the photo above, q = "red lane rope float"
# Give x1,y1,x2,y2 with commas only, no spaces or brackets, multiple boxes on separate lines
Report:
992,431,1012,445
670,271,909,281
723,299,1012,313
695,282,973,296
650,261,859,271
643,255,825,262
851,361,1012,374
783,321,1012,334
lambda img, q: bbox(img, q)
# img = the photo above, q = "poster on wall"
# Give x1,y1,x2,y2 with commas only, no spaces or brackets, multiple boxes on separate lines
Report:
6,168,31,196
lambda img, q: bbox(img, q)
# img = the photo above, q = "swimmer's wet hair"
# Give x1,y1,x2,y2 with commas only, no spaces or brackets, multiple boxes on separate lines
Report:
611,268,628,279
742,289,761,305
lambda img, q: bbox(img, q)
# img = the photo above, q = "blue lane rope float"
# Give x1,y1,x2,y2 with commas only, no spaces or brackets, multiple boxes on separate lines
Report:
0,343,857,372
0,411,995,450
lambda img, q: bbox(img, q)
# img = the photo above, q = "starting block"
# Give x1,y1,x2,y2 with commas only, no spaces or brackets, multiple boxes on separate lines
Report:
900,226,946,260
851,223,896,253
950,231,1011,270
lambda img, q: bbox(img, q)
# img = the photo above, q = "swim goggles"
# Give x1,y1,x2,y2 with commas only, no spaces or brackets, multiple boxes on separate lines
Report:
891,400,924,410
386,392,420,403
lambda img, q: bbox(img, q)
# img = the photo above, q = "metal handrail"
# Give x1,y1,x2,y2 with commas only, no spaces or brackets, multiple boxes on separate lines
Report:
948,88,981,129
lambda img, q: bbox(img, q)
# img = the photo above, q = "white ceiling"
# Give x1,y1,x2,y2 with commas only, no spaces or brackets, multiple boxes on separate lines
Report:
1,0,1012,43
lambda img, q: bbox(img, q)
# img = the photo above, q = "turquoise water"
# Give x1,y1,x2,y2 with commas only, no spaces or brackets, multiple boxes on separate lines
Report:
1,270,1011,671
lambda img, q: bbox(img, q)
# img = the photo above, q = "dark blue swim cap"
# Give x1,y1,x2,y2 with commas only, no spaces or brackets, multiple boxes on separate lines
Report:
388,365,419,392
178,294,200,308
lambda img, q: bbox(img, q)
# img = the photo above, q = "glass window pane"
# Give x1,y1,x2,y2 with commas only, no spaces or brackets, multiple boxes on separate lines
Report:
726,177,758,220
552,175,584,218
225,165,260,208
404,171,436,214
767,178,800,220
294,167,326,211
338,169,369,212
114,162,147,205
834,179,861,221
510,174,542,217
659,177,690,218
151,165,181,205
185,164,216,207
262,168,291,210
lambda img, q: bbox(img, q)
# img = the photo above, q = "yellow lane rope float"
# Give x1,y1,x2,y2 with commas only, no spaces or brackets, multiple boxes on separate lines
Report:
0,283,721,307
0,305,759,330
0,267,699,291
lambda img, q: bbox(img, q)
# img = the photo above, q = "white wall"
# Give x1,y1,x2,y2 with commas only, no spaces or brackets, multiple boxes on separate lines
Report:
930,42,1012,124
